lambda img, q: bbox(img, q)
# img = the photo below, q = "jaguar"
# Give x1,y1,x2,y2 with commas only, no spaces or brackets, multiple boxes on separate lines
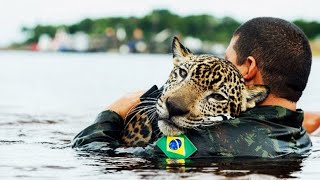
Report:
122,37,269,146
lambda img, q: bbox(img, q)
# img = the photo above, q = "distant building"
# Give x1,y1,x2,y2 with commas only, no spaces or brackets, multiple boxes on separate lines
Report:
183,36,202,53
128,28,147,53
104,27,118,52
72,32,89,52
38,34,52,51
51,28,72,51
37,29,89,52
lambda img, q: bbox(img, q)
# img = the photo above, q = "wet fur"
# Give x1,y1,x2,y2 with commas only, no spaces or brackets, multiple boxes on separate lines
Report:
122,37,269,146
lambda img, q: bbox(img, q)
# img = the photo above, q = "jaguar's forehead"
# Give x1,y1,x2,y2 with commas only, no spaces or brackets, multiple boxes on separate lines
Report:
192,54,222,62
180,54,244,89
188,55,241,75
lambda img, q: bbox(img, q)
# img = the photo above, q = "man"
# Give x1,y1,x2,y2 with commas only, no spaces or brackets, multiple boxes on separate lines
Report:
73,17,314,158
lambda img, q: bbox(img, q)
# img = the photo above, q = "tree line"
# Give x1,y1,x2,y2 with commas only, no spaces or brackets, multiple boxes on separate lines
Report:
21,9,320,45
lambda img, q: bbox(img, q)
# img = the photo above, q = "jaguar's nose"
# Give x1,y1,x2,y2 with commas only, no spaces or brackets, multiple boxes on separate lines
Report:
166,97,190,118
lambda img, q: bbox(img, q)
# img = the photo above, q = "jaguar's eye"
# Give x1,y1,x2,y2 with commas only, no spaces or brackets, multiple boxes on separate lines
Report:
179,68,188,79
207,93,227,101
172,71,177,78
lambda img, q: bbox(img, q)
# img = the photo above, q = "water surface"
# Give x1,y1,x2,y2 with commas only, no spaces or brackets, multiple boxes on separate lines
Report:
0,52,319,179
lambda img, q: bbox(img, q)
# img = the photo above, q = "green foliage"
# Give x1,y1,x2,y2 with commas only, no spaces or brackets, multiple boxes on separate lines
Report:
22,25,57,44
21,10,320,45
293,20,320,39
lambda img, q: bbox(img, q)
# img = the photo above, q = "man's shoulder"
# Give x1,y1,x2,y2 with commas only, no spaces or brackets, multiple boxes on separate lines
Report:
188,106,311,158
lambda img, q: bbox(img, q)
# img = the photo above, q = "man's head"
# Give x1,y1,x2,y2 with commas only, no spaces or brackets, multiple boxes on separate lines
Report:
225,17,312,102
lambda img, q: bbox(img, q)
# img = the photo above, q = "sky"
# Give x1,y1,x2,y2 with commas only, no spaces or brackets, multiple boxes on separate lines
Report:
0,0,319,47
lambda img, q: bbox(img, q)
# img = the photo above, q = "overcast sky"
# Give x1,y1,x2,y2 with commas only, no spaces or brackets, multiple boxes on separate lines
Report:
0,0,319,47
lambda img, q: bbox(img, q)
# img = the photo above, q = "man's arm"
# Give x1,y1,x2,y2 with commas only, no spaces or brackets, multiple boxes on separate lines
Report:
72,91,144,148
72,84,166,149
106,91,144,119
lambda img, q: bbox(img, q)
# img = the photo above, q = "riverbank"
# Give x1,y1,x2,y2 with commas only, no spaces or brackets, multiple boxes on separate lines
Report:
311,40,320,56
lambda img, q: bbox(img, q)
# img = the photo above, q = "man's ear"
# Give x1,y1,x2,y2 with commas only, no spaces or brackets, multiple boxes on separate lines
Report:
244,85,270,109
243,56,258,81
172,36,192,66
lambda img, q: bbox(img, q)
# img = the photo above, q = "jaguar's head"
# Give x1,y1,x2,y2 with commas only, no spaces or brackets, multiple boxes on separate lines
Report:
156,37,269,136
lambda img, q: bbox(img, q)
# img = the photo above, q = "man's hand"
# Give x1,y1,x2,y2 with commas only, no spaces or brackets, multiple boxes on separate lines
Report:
107,91,145,119
303,112,320,135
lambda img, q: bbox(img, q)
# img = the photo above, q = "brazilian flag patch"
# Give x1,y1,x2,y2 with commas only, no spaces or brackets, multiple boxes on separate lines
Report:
156,134,197,159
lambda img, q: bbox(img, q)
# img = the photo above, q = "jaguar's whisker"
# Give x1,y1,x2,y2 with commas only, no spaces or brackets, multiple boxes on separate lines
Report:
142,108,157,123
125,105,153,119
124,108,152,129
125,103,156,117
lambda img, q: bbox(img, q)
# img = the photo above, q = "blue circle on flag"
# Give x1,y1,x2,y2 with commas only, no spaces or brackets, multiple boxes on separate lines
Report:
169,139,182,150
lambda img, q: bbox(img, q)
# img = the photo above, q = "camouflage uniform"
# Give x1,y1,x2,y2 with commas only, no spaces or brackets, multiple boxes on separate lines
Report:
72,86,312,158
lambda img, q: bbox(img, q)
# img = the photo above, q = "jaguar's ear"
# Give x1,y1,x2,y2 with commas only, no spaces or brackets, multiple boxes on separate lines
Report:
244,85,270,109
172,36,192,66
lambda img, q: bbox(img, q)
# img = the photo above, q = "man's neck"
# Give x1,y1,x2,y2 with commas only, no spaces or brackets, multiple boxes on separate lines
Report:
260,94,296,111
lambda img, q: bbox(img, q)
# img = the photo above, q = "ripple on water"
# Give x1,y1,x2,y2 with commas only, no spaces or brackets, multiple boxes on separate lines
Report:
15,119,65,125
0,113,66,126
1,54,320,179
0,114,319,179
0,140,25,145
41,165,76,170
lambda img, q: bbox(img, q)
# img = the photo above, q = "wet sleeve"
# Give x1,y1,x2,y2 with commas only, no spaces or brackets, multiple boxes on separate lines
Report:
72,85,163,149
72,110,124,148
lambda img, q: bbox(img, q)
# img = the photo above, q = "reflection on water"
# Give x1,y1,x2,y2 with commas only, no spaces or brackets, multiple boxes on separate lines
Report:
71,148,320,179
79,153,306,178
0,52,320,179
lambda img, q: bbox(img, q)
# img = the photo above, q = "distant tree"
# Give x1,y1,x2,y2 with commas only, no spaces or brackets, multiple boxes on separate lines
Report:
20,10,320,47
294,20,320,40
22,25,57,44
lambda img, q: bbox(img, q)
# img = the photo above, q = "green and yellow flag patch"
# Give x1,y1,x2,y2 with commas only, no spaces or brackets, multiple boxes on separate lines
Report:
156,135,197,159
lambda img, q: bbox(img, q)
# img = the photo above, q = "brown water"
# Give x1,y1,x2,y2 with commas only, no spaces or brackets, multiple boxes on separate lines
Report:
0,52,319,179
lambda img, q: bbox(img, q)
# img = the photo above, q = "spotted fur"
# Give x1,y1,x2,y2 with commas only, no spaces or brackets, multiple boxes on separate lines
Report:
122,37,269,145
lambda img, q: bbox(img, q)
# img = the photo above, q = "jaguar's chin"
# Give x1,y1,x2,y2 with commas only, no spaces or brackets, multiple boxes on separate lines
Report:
158,120,184,136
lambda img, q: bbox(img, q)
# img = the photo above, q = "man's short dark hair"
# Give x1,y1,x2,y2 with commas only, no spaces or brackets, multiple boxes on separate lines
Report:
233,17,312,102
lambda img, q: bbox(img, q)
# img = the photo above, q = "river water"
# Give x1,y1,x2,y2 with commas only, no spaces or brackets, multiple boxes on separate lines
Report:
0,51,319,179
